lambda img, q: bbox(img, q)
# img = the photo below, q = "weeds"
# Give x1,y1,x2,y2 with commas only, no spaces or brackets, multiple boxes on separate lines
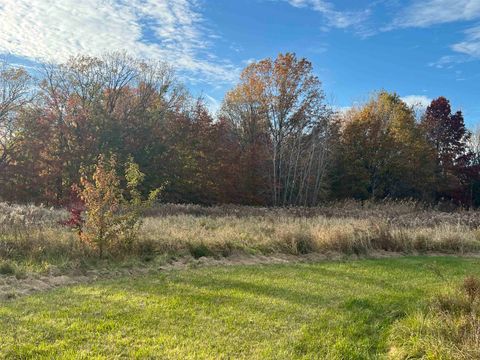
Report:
463,276,480,304
1,201,480,275
389,276,480,359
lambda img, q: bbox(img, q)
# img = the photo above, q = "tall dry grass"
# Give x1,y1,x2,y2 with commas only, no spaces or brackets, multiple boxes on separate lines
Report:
1,201,480,272
140,215,480,257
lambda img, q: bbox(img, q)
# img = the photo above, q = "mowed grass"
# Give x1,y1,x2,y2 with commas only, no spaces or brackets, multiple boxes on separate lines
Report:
1,257,479,359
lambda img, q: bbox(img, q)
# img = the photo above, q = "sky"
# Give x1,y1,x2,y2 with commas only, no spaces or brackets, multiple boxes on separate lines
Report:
0,0,479,126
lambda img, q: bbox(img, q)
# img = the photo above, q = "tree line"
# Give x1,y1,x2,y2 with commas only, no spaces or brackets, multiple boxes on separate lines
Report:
0,52,478,207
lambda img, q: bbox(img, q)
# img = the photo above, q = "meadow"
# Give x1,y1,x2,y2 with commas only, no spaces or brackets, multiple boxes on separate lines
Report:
2,201,480,358
2,200,480,276
0,8,478,359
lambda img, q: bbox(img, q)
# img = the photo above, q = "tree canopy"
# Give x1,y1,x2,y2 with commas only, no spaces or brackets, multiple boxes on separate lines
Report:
0,53,478,207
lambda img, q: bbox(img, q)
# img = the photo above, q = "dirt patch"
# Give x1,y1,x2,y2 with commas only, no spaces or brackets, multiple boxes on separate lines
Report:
0,251,475,301
0,267,150,300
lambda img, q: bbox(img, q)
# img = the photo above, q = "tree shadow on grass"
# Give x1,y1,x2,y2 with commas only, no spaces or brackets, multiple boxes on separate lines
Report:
2,258,469,359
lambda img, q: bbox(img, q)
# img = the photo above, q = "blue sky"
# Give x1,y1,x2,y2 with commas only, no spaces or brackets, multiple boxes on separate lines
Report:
0,0,479,126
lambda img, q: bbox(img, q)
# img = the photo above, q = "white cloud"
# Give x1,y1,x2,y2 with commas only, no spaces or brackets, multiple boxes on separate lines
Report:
0,0,238,83
401,95,432,109
452,25,480,58
242,58,257,65
283,0,370,30
391,0,480,28
388,1,480,62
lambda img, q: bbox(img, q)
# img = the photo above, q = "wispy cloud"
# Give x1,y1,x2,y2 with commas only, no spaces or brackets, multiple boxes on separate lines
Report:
452,24,480,58
283,0,371,32
203,94,221,115
390,0,480,28
429,55,470,68
387,0,480,63
0,0,239,83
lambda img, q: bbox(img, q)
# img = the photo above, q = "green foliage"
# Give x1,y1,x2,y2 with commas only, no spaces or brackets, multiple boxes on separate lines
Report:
119,157,162,251
0,261,16,275
188,243,215,259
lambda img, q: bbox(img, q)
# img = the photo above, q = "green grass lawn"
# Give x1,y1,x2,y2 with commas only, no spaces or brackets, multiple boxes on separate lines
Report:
1,256,479,359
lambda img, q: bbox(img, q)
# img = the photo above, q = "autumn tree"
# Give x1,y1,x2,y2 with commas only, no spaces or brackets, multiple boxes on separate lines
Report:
76,155,159,258
333,92,436,200
2,52,479,208
421,97,474,202
221,53,335,206
4,53,185,204
220,63,271,204
156,99,242,204
468,127,480,206
0,61,32,177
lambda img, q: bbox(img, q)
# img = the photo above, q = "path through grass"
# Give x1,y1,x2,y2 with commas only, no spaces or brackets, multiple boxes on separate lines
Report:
1,257,479,359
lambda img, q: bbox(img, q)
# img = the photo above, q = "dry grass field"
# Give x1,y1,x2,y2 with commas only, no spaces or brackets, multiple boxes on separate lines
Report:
2,201,480,274
2,201,480,358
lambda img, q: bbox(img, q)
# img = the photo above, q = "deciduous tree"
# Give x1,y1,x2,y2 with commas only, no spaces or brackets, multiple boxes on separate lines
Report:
221,53,335,206
0,61,32,175
333,92,435,200
421,97,474,202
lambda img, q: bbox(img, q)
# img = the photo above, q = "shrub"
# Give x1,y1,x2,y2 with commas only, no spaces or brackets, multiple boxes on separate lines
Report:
0,261,16,275
189,243,214,259
62,204,85,236
75,155,160,258
135,239,158,262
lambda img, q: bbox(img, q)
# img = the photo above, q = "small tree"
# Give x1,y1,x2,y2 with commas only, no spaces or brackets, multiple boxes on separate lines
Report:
118,158,160,251
74,154,159,258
